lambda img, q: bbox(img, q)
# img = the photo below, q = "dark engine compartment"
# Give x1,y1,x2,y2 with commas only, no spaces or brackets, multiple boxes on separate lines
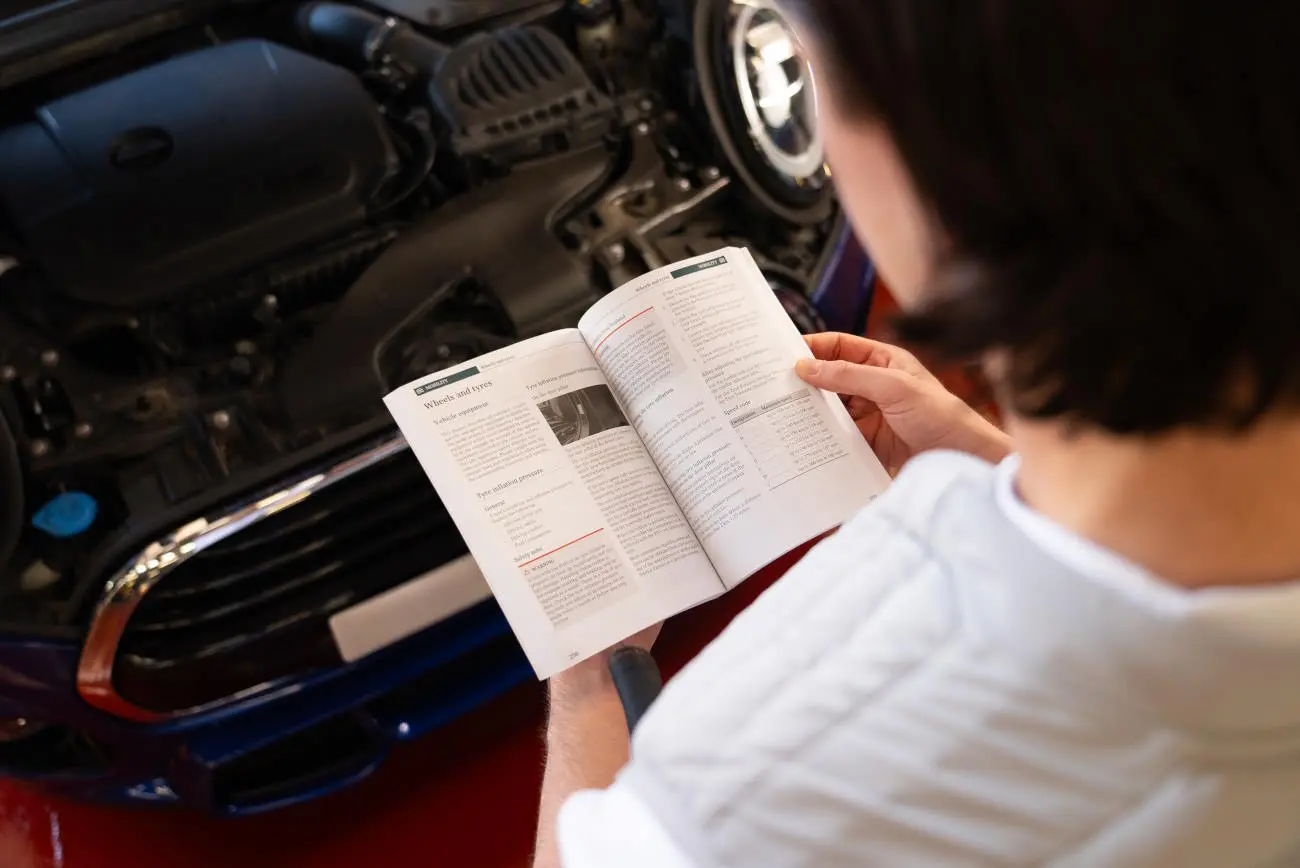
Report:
0,0,840,647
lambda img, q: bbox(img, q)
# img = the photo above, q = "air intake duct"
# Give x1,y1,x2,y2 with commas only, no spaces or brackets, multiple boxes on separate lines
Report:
429,26,617,162
297,2,450,72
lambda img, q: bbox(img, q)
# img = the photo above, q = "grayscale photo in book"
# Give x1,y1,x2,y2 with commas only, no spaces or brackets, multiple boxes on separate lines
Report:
379,247,891,678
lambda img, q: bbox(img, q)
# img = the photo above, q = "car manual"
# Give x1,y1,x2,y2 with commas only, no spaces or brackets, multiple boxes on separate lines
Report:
383,248,891,678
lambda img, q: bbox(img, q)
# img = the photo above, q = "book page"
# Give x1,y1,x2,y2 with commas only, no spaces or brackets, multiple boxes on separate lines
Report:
579,249,890,587
384,330,721,678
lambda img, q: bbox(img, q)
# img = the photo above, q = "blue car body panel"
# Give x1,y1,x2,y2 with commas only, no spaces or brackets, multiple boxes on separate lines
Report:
0,234,874,812
0,601,527,813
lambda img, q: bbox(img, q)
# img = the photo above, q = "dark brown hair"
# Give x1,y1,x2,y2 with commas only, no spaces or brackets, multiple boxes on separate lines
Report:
791,0,1300,434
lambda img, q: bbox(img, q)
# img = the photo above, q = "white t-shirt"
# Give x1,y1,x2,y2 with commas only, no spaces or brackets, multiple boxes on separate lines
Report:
558,451,1300,867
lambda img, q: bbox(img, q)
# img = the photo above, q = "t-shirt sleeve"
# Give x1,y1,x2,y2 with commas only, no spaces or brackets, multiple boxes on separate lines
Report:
558,781,699,868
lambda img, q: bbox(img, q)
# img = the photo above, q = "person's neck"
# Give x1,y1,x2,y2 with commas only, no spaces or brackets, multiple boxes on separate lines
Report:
1007,414,1300,590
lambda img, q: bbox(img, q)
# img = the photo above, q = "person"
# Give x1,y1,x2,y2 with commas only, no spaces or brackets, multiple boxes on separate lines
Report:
534,1,1300,865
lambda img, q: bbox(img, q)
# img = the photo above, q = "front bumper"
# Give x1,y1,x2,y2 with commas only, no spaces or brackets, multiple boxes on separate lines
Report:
0,601,529,814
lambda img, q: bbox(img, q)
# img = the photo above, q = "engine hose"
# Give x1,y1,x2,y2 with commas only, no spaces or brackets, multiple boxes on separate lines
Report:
297,3,449,74
0,407,23,570
373,108,437,212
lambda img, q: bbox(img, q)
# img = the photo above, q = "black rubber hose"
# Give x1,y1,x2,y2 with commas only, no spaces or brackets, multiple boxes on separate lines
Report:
297,3,449,73
0,407,23,570
372,108,437,212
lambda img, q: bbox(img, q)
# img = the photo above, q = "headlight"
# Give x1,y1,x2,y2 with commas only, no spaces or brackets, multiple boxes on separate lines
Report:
688,0,832,224
730,0,824,183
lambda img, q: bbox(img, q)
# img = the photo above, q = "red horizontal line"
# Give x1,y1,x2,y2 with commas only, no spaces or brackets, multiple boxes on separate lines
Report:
519,528,605,568
593,306,654,354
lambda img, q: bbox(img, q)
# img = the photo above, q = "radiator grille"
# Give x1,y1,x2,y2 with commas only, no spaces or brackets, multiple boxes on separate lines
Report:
0,723,113,780
111,443,477,713
212,712,379,811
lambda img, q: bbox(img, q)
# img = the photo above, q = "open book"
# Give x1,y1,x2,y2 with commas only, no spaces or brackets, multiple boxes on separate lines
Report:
383,248,890,678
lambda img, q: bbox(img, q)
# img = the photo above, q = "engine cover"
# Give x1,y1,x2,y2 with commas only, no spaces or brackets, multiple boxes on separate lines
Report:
0,39,397,307
366,0,551,29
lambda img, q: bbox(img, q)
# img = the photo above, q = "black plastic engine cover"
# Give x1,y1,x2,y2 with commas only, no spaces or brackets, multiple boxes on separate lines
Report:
279,145,614,425
365,0,554,29
0,39,397,307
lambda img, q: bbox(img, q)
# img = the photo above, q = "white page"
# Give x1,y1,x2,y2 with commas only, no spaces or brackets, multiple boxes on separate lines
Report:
578,249,891,586
384,330,721,678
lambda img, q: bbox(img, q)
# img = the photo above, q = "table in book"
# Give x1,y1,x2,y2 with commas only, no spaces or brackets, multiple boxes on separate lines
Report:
382,247,891,677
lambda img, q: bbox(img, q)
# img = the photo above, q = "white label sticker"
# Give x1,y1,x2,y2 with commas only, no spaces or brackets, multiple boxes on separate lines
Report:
328,554,494,663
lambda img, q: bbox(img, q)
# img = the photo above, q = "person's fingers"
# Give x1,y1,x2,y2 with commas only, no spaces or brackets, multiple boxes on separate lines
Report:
845,395,877,421
795,357,915,406
803,332,876,365
803,332,929,376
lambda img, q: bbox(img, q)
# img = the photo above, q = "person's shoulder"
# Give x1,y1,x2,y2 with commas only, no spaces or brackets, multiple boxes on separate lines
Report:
874,448,999,521
629,452,1004,783
898,446,1000,482
622,452,1024,863
831,449,1002,555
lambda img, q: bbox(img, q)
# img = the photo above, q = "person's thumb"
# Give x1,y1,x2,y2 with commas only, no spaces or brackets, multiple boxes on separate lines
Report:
796,358,910,405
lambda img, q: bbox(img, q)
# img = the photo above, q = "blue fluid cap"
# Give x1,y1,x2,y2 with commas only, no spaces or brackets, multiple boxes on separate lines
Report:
32,491,99,538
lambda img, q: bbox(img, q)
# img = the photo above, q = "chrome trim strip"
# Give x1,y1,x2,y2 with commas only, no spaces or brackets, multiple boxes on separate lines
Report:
77,433,412,722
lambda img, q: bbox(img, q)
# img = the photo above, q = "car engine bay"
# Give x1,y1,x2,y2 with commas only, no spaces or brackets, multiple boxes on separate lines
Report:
0,0,844,717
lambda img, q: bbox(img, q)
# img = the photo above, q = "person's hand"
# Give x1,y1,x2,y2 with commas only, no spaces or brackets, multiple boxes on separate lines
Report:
620,622,662,652
549,622,662,702
795,333,1013,474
